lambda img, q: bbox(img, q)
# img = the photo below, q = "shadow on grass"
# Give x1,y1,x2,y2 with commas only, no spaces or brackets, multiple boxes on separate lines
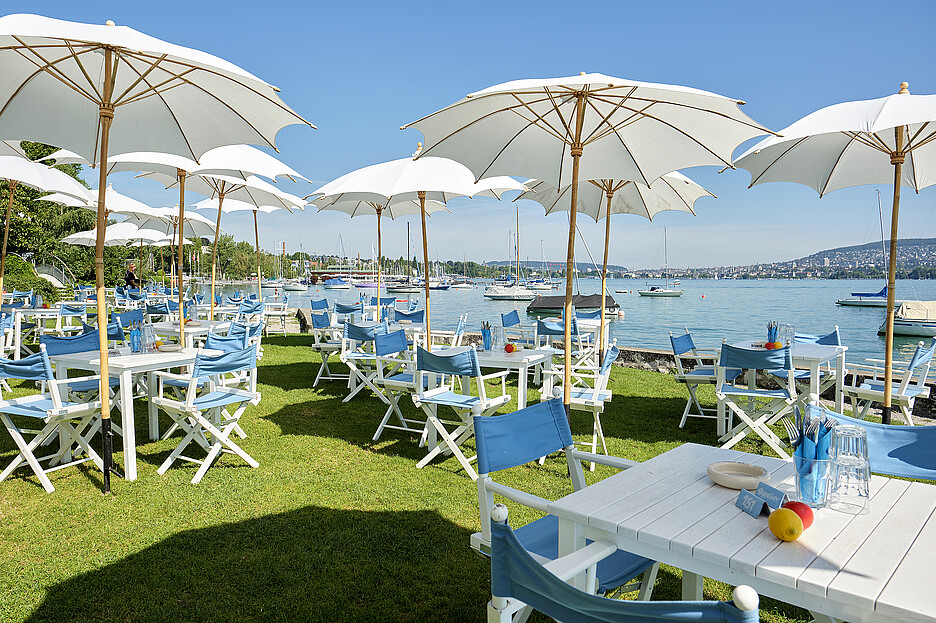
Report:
24,506,489,623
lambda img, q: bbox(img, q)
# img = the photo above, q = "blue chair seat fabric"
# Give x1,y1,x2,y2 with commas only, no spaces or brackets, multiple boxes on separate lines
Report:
514,514,655,594
859,381,926,398
193,390,255,411
568,388,612,403
0,397,85,419
768,368,821,381
420,390,479,409
68,377,120,393
164,377,206,389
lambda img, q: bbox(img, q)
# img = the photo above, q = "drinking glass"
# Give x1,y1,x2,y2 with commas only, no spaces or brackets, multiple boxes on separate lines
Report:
793,455,831,508
778,323,795,347
828,425,871,514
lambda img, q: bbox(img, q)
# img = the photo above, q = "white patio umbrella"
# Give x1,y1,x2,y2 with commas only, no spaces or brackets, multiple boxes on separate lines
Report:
403,72,768,414
0,155,92,293
734,82,936,423
312,197,451,299
517,172,714,355
311,152,526,347
0,13,311,490
61,221,165,246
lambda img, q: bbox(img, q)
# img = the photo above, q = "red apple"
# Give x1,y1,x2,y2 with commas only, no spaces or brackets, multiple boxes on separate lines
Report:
782,500,814,530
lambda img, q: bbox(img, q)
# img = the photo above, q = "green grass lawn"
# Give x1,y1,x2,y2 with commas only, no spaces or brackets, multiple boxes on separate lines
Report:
0,336,815,622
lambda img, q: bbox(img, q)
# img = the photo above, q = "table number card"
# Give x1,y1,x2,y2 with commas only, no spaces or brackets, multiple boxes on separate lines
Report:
736,489,771,517
754,482,789,509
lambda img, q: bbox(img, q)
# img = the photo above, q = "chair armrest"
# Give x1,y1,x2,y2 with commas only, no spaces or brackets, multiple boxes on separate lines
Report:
479,370,511,382
484,480,550,512
52,374,102,391
543,540,618,583
569,449,638,471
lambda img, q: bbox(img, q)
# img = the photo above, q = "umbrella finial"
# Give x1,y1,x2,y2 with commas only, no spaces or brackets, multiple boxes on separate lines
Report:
898,82,910,94
412,142,423,158
105,20,115,26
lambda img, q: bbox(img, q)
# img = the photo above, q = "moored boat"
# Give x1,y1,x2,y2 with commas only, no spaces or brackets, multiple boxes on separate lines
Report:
637,285,683,297
879,301,936,336
322,277,351,289
483,283,537,300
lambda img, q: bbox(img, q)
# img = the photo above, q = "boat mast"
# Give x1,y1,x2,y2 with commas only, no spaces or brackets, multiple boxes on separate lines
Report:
516,204,521,287
664,227,669,288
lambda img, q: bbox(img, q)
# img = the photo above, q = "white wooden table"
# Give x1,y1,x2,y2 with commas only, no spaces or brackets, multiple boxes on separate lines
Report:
549,443,936,623
50,347,217,481
7,307,59,359
475,348,552,409
151,320,230,347
193,304,238,320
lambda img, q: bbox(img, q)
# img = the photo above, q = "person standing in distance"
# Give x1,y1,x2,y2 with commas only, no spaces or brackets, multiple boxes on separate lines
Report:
125,262,140,289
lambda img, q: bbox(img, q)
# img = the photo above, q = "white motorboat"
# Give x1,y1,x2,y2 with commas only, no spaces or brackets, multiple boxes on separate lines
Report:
879,301,936,336
284,282,307,291
836,285,903,307
484,283,538,301
638,228,682,297
449,280,473,289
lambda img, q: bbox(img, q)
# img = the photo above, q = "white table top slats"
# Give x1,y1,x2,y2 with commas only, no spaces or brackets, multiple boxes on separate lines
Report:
547,443,718,526
876,503,936,622
755,475,892,589
824,482,936,612
639,454,787,552
600,447,748,539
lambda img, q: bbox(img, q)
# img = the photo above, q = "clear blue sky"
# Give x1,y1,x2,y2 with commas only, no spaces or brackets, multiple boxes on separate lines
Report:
24,0,936,269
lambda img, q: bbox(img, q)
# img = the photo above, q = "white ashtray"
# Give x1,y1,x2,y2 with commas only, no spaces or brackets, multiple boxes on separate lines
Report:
158,343,183,352
706,461,768,490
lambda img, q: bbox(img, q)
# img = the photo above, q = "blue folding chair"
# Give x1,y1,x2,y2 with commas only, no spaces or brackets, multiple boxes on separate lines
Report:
112,309,145,332
308,312,345,387
501,309,535,347
670,329,742,431
535,315,595,365
227,321,264,360
339,321,389,403
844,338,935,426
716,342,796,458
808,404,936,480
152,346,260,484
372,329,424,442
335,301,363,324
393,308,424,324
575,309,602,320
309,298,329,311
770,326,842,397
486,506,758,623
236,299,265,324
473,399,661,599
413,346,511,480
0,345,104,493
54,303,87,336
145,302,172,323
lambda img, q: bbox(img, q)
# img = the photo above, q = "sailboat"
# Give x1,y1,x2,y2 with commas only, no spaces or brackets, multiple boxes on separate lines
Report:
284,237,308,290
484,207,537,300
386,223,422,293
638,228,683,297
323,234,352,289
450,252,473,289
526,240,556,290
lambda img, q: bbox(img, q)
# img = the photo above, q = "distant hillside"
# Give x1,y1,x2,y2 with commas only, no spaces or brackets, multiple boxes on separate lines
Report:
795,238,936,263
485,260,628,272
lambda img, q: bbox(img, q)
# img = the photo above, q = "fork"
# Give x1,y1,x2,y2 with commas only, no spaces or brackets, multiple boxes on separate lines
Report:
781,416,801,448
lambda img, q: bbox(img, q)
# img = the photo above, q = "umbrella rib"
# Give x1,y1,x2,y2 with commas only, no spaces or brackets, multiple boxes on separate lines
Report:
747,137,811,188
0,44,100,118
541,89,576,142
904,123,936,153
110,51,171,105
818,135,863,198
580,86,637,145
659,175,700,214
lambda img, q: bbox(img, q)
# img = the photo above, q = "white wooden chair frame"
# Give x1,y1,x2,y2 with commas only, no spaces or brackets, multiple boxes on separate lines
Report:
843,345,933,426
716,362,796,459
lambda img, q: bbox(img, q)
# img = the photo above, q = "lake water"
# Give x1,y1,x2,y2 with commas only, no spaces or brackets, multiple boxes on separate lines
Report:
201,278,936,363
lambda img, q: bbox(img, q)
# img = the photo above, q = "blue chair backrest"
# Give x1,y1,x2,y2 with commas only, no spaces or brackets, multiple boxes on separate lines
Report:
310,298,329,310
238,299,265,315
371,296,396,306
808,404,936,481
907,338,936,371
113,309,145,329
475,400,572,474
670,332,697,356
408,299,419,312
375,329,409,357
5,300,23,308
224,296,243,306
501,310,521,328
537,316,578,337
0,313,12,331
248,293,259,301
394,309,424,323
416,346,480,378
795,327,841,346
489,519,757,623
343,321,388,342
11,290,32,302
600,343,620,376
719,343,792,371
0,347,53,382
576,309,601,319
205,331,249,353
127,290,147,301
81,322,124,342
335,301,363,315
214,294,223,305
146,302,171,316
41,330,101,356
59,304,86,317
192,345,258,380
227,321,264,341
310,311,331,329
167,299,180,312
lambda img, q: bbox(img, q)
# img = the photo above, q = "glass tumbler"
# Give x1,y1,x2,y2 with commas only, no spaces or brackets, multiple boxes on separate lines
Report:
828,425,871,515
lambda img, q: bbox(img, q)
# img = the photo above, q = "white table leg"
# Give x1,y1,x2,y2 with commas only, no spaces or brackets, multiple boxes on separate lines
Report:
681,571,703,600
120,369,137,481
518,363,529,409
147,370,159,440
835,353,846,413
809,361,821,405
13,312,21,360
558,517,588,591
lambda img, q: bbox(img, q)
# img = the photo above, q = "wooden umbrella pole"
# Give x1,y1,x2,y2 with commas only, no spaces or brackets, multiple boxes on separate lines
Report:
138,238,143,280
0,180,18,296
563,91,587,418
209,193,224,320
419,191,431,350
176,169,186,346
882,123,906,425
377,207,382,316
254,210,261,301
96,46,115,493
599,188,612,361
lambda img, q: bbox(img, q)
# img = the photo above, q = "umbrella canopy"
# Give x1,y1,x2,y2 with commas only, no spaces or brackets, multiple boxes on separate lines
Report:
403,72,768,413
0,13,312,490
0,154,93,292
123,207,219,239
43,184,164,218
735,82,936,423
311,153,526,346
518,173,713,353
62,221,165,246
